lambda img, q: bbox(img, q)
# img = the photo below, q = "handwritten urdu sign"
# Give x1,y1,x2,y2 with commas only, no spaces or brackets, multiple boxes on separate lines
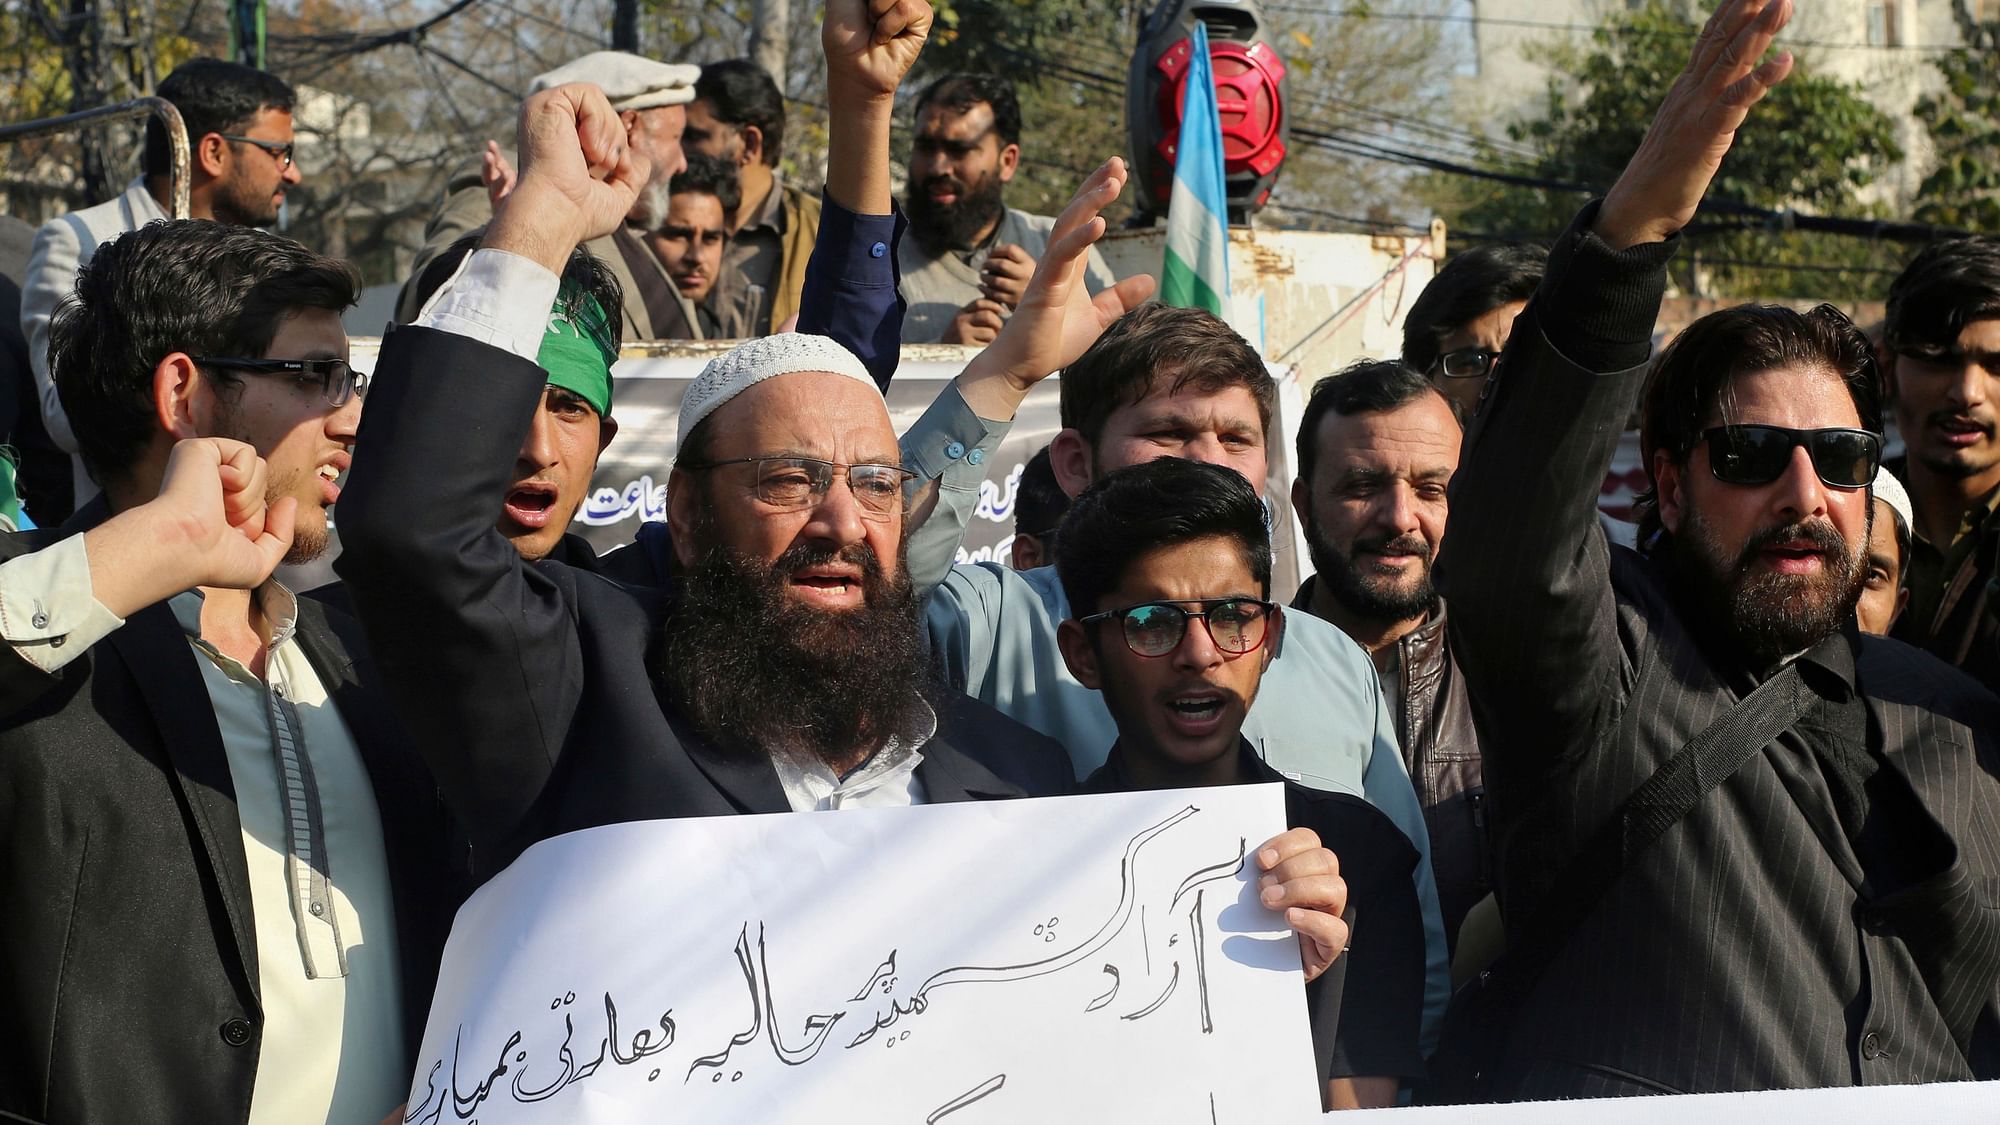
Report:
404,786,1320,1123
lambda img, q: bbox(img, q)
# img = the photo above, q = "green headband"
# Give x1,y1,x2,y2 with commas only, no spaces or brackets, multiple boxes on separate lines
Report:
538,287,618,417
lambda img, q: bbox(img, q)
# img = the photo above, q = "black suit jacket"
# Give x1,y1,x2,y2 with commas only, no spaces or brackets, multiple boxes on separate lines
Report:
1434,208,2000,1098
0,509,459,1125
336,326,1072,881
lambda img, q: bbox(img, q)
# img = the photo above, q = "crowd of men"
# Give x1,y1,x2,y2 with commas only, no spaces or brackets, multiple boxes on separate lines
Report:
2,0,1999,1121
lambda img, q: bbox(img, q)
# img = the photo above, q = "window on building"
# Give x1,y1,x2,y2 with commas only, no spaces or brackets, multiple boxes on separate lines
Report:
1866,0,1899,47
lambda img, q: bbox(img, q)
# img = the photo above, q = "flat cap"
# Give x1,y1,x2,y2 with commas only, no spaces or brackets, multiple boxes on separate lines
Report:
530,52,700,111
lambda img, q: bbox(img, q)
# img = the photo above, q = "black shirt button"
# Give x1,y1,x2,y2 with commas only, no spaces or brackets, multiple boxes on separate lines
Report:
220,1018,253,1047
1860,1031,1885,1059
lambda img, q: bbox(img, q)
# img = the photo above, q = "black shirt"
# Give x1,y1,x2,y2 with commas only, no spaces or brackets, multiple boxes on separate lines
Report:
1081,740,1428,1081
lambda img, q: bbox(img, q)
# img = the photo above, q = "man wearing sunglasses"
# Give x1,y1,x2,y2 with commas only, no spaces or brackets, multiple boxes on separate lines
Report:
1056,458,1427,1110
23,57,303,517
1432,0,2000,1100
1881,236,2000,690
0,219,458,1123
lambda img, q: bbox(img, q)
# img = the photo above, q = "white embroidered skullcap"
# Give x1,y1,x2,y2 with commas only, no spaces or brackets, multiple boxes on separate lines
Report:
1872,468,1914,539
677,333,881,450
529,52,700,112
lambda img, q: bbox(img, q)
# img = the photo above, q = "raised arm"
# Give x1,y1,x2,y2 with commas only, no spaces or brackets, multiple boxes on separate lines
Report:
1435,0,1795,759
0,438,294,709
904,159,1156,593
794,0,930,389
336,84,647,853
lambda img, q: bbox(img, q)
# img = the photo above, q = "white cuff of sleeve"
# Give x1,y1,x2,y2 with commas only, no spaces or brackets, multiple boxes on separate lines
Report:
0,534,126,673
412,246,563,364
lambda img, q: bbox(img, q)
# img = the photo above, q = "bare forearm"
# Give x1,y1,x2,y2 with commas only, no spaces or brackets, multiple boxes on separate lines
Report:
824,92,896,216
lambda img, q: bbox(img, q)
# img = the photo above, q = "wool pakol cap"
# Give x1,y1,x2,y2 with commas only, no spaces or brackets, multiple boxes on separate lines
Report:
529,52,699,111
677,334,879,450
1873,468,1914,540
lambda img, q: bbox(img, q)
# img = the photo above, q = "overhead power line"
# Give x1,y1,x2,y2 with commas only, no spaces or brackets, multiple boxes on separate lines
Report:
998,39,1972,245
1260,4,1972,54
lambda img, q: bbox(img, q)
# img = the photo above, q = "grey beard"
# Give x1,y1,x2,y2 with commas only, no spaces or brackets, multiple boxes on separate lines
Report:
656,525,934,769
628,180,672,232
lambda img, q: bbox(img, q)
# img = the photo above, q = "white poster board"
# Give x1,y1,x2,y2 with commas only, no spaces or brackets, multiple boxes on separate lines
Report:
405,785,1321,1123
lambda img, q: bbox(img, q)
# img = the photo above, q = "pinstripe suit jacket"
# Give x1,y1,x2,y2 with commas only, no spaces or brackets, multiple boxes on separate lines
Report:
1436,216,2000,1099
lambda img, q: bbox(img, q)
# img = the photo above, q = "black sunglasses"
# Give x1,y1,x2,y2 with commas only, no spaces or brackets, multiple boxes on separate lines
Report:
193,356,367,408
1700,424,1881,489
1077,598,1277,658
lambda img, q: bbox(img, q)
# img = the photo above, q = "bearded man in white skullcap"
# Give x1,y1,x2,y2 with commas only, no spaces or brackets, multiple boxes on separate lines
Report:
660,333,943,775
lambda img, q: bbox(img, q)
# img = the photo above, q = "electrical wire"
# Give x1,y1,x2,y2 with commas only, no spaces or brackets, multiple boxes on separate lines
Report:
1259,5,1973,54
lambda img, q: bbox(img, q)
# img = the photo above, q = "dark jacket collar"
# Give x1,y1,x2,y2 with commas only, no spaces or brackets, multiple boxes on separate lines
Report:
1083,737,1275,793
667,701,1028,812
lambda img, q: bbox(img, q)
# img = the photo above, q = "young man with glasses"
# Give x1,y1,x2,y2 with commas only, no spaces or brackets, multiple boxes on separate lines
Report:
1055,457,1426,1110
1880,235,2000,689
1433,0,2000,1099
23,57,303,517
1399,242,1544,422
0,218,458,1124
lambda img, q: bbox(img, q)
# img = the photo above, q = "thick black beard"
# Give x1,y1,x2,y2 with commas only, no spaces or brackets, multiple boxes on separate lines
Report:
658,522,933,769
905,171,1006,256
1669,504,1866,672
1302,512,1437,624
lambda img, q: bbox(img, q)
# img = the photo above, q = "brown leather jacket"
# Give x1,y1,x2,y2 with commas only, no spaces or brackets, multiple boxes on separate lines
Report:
1293,580,1490,953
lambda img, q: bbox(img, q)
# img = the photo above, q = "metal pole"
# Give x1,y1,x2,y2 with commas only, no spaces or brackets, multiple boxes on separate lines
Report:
749,0,791,89
0,98,191,219
612,0,639,52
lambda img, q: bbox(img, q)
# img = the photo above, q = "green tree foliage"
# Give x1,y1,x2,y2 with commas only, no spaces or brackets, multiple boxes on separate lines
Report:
1425,0,1905,300
1913,1,2000,233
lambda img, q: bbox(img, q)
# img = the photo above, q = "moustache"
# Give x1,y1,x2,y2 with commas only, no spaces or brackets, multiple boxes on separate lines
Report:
1354,533,1434,562
1927,408,1994,432
1739,519,1846,567
920,175,966,198
773,540,885,585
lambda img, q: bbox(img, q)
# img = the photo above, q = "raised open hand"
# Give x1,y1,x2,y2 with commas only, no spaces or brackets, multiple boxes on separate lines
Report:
823,0,932,102
481,140,518,209
1595,0,1795,250
961,158,1157,405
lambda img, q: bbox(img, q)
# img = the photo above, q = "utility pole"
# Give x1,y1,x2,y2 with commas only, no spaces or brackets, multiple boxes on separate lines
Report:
60,0,116,203
612,0,639,52
229,0,267,69
749,0,790,90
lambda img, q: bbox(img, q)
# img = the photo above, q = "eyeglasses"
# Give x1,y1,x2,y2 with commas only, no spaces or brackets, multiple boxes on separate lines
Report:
1700,424,1881,489
219,134,295,169
193,357,367,407
1077,598,1278,658
1429,347,1499,380
676,455,916,521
